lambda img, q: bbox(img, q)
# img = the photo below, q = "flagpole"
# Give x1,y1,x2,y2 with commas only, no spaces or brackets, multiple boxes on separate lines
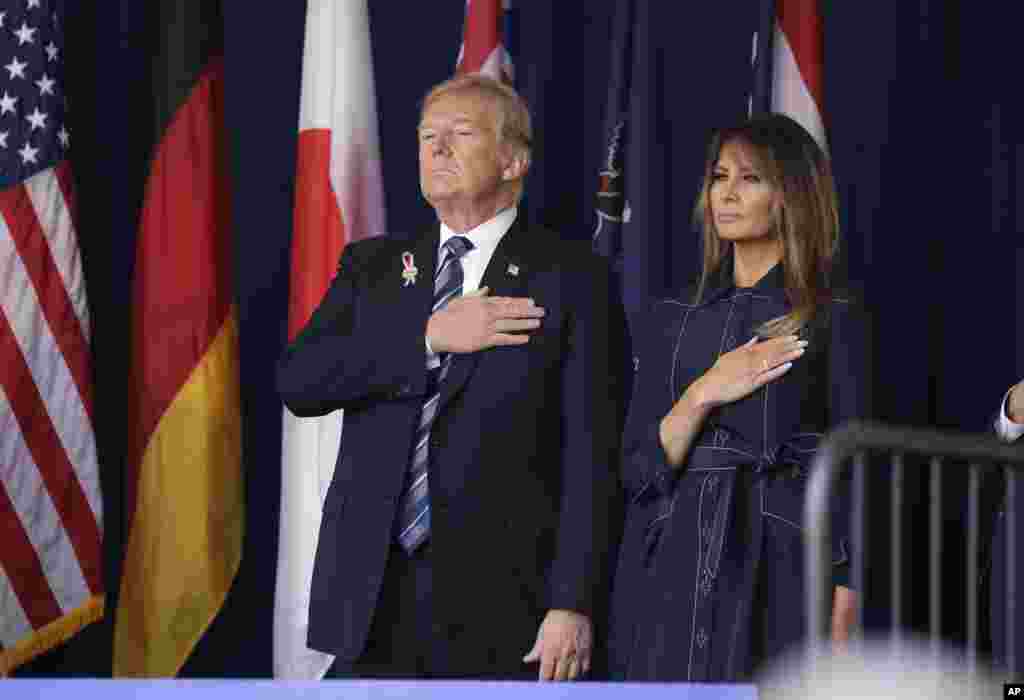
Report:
750,0,776,116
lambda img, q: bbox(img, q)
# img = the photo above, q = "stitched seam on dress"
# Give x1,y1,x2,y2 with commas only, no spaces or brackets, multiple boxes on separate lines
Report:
786,433,824,455
646,487,679,530
762,510,803,531
660,299,697,309
630,480,655,505
761,379,770,518
731,291,773,302
762,381,770,461
707,491,728,579
687,475,710,681
694,445,758,459
717,297,737,358
670,306,697,403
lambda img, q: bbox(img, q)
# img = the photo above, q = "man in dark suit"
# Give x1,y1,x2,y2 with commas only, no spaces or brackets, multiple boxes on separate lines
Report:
277,75,624,681
989,379,1024,672
995,381,1024,443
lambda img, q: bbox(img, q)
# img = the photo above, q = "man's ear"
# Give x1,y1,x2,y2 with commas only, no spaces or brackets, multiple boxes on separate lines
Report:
501,148,530,182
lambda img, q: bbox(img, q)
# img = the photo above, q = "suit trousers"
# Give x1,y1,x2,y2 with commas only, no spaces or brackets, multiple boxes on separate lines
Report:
326,541,535,680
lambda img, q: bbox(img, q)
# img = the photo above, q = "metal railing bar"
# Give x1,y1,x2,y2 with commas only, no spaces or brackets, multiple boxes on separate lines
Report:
1008,465,1018,674
808,421,1024,466
966,461,979,674
929,455,942,663
806,420,1024,673
853,450,866,652
890,452,904,652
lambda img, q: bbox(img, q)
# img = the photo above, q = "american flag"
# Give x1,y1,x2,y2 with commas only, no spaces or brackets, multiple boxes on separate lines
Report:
0,0,103,673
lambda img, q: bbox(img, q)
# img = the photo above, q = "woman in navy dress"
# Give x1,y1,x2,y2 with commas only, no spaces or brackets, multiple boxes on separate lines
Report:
607,113,871,681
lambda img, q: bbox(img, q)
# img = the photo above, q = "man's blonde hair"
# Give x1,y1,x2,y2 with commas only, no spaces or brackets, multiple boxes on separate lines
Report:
421,74,532,162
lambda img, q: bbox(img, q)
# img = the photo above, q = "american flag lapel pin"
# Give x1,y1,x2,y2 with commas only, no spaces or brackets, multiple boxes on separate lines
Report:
401,252,418,286
506,263,520,277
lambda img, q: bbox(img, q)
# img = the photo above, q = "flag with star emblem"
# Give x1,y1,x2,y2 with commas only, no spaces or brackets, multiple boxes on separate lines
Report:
0,0,104,675
113,0,242,677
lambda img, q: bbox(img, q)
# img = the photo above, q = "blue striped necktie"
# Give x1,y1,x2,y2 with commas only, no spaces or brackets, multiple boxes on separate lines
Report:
396,235,474,553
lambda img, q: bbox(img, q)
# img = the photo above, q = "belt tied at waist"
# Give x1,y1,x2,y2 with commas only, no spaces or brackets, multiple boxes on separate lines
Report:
634,432,821,506
688,437,818,475
637,433,822,571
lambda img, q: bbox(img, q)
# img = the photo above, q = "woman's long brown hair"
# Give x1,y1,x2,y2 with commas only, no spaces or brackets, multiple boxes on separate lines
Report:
693,113,840,337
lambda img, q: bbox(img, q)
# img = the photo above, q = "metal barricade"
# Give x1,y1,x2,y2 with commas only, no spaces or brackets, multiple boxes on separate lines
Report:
805,420,1024,673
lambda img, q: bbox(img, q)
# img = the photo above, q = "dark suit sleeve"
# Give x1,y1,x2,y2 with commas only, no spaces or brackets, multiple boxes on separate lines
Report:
546,252,627,616
277,242,429,417
985,389,1023,521
617,303,681,501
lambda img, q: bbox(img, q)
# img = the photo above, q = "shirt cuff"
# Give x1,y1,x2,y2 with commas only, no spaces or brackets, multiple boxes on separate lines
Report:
996,386,1024,442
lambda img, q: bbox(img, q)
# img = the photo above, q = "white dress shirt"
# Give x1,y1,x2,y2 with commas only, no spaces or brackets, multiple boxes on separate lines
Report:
424,206,517,360
438,206,517,294
996,384,1024,442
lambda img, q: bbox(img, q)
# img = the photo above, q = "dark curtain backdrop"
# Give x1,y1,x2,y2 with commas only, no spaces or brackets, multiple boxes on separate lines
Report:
23,0,1021,676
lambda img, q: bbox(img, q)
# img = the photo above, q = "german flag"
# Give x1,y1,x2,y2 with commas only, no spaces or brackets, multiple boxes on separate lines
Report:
113,0,242,677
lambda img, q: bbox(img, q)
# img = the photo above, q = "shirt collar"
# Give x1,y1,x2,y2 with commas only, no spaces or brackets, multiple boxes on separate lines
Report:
748,259,786,293
701,252,787,305
439,207,517,261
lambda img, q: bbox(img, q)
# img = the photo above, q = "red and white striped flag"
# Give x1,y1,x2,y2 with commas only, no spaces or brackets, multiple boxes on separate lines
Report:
773,0,827,151
273,0,385,680
0,166,103,675
456,0,514,82
0,1,103,672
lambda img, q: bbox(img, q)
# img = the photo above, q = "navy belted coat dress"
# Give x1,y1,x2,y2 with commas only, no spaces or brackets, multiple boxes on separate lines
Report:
607,260,871,681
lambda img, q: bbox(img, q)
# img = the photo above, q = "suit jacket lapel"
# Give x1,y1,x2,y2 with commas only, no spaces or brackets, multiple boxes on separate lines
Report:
439,220,530,411
383,229,437,321
367,232,437,365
